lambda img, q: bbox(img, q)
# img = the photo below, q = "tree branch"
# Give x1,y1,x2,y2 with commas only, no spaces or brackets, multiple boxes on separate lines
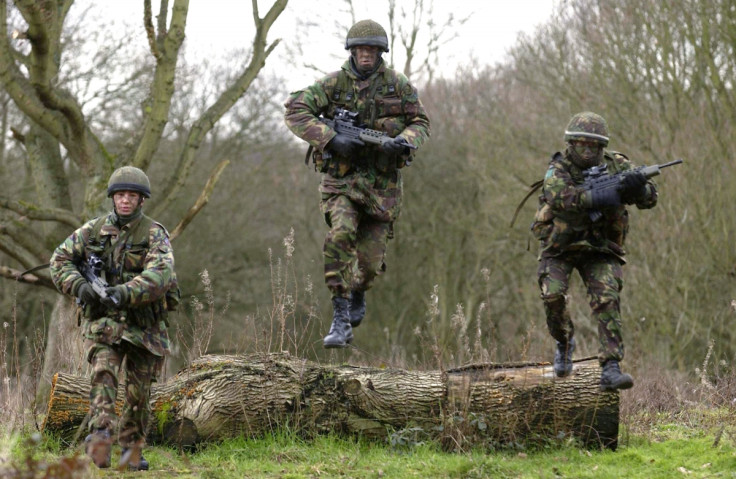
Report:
0,1,66,142
0,265,56,290
133,0,188,171
169,159,229,241
143,0,161,60
151,0,287,218
17,1,91,161
0,226,47,268
0,196,81,228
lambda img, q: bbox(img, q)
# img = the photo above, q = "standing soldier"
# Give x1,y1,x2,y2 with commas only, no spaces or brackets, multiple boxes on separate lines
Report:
531,112,657,391
284,20,430,348
50,166,179,470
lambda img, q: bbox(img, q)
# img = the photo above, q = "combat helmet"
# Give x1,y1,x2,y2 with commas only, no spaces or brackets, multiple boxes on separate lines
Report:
107,166,151,198
345,20,389,52
564,112,609,146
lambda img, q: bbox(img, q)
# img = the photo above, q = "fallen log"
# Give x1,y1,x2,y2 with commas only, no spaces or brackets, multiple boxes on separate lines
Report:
42,352,619,450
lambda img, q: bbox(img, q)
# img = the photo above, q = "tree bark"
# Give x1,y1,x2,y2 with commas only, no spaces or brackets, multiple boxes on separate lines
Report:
42,352,619,450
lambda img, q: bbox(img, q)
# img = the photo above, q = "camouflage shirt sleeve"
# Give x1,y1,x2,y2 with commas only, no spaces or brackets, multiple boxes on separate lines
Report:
122,222,175,306
542,160,588,215
283,74,337,152
49,219,97,296
394,72,431,149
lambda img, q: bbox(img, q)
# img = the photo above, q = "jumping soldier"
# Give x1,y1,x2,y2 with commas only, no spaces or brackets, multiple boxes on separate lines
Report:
50,166,179,470
531,112,658,391
284,19,431,348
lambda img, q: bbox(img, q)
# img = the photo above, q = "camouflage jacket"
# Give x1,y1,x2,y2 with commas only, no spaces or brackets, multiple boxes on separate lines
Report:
283,59,430,222
49,212,177,356
531,150,658,262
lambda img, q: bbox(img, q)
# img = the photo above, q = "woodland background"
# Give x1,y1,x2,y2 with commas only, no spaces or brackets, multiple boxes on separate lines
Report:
0,0,734,405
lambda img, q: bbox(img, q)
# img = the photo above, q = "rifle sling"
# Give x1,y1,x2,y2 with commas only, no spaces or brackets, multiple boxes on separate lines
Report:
510,179,544,228
19,263,50,277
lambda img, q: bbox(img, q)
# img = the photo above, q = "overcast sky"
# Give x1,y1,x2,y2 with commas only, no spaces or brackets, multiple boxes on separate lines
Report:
192,0,557,88
85,1,558,90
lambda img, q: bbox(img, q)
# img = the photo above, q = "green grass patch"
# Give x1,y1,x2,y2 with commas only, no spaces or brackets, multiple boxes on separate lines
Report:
2,419,736,478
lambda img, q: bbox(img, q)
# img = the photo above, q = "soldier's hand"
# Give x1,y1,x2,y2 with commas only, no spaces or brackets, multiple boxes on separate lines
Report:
381,137,408,156
76,283,98,304
100,285,128,309
329,133,364,157
619,171,647,203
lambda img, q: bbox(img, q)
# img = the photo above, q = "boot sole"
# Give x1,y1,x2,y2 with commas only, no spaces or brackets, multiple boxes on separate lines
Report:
323,337,353,349
600,379,634,392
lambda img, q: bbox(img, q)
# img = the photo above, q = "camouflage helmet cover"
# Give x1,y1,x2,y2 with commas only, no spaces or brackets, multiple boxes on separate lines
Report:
345,19,389,52
107,166,151,198
564,112,609,146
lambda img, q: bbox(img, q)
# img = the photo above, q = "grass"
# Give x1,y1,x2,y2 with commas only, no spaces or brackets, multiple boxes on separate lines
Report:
2,417,736,478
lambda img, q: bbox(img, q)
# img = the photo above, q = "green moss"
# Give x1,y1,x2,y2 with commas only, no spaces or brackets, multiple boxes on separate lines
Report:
155,401,174,435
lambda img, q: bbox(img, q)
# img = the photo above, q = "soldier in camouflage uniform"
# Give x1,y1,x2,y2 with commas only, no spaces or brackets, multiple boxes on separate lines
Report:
50,166,178,470
283,20,430,348
531,112,657,391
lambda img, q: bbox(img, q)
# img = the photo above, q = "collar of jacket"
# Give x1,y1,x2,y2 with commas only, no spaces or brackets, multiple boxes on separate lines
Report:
112,207,143,228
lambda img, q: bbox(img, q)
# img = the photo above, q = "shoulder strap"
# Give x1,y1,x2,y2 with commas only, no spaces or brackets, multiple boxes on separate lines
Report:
130,215,154,246
90,215,105,243
90,216,118,259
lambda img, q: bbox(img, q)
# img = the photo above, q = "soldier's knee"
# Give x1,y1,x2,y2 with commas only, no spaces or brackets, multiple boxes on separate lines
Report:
542,293,566,313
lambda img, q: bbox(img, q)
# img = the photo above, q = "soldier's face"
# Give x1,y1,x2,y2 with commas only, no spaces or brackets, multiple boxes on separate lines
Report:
113,190,143,216
352,45,380,72
570,140,603,161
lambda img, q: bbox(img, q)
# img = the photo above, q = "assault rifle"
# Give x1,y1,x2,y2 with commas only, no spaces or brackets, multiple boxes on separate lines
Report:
77,253,119,307
321,108,416,160
583,158,683,222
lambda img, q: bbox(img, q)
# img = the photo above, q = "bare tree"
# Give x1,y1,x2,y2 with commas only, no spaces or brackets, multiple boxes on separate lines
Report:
387,0,468,82
0,0,288,399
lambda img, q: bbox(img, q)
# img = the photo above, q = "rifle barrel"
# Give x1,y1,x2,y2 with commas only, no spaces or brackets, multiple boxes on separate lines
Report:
660,158,684,168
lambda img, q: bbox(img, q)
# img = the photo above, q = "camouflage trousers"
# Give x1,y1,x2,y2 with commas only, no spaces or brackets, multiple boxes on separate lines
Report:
537,253,624,364
321,194,391,298
85,338,162,447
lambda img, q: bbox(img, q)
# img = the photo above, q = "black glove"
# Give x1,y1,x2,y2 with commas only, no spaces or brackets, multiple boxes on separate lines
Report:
580,188,621,209
328,134,365,157
381,137,407,156
76,282,97,304
618,171,647,204
100,285,128,309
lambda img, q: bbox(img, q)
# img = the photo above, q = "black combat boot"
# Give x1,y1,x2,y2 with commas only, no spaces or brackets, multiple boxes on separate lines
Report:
349,290,366,328
120,447,149,471
600,360,634,392
323,297,353,348
84,428,111,468
553,337,576,377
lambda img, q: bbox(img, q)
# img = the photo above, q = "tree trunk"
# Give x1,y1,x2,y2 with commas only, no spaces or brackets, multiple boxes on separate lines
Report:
42,352,619,450
36,295,86,408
